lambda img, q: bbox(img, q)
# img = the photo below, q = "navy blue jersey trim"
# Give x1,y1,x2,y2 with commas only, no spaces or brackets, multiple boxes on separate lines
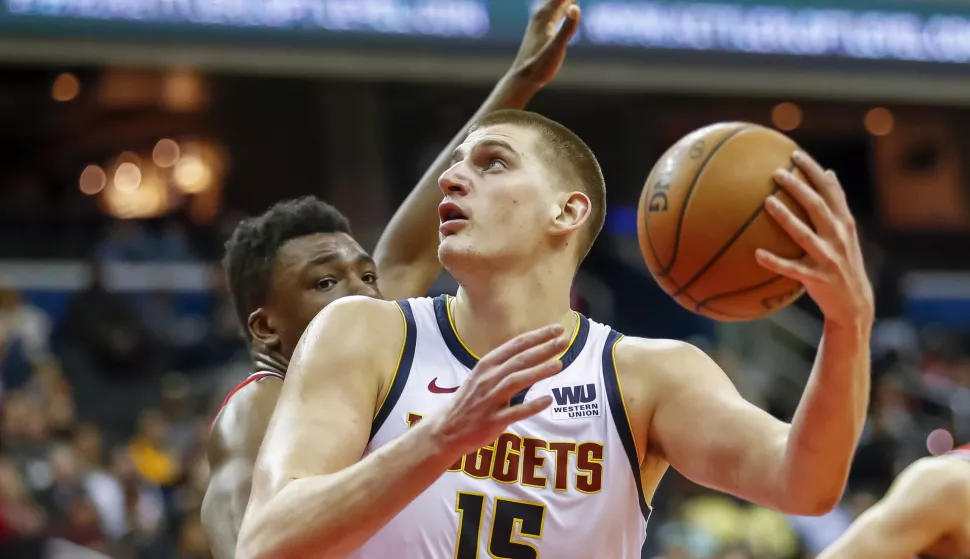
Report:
370,300,417,441
602,329,652,523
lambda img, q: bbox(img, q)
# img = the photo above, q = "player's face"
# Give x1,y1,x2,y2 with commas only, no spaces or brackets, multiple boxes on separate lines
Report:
437,124,560,272
263,232,382,358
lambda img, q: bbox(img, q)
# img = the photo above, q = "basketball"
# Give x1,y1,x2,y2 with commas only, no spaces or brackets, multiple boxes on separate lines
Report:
637,122,811,321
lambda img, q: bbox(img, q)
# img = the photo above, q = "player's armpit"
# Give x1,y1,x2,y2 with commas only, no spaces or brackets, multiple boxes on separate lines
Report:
202,383,280,559
616,338,794,511
237,296,454,559
817,457,970,559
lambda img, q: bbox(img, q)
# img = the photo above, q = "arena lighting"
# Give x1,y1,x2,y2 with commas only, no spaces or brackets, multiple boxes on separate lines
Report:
153,139,180,168
173,154,210,194
114,162,142,192
865,107,895,136
51,72,79,102
78,164,106,195
771,102,802,132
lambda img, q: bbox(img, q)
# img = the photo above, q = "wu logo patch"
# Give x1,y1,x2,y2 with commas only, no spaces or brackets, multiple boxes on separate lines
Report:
550,384,600,421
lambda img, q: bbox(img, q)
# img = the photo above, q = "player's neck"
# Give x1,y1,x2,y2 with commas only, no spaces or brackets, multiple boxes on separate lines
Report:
452,272,575,359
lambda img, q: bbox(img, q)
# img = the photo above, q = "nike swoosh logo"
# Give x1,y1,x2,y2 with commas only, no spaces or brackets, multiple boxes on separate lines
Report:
428,378,460,394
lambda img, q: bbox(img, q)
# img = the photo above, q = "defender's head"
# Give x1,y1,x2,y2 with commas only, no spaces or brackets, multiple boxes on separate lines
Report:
437,110,605,277
224,196,381,359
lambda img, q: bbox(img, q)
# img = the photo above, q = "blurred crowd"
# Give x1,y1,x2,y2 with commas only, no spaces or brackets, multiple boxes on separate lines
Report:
0,221,247,559
0,217,965,559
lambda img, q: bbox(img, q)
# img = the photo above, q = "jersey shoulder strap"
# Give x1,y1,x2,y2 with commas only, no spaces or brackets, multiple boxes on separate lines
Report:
210,371,285,431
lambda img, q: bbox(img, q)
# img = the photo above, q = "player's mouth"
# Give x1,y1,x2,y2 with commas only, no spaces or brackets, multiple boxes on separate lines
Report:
438,201,469,236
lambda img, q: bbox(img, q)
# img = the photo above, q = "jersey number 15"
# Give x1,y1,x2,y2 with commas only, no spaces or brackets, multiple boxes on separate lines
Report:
454,491,546,559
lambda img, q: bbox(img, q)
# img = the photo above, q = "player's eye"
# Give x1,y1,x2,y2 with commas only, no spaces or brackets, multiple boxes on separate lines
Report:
315,277,338,290
362,272,379,284
485,159,506,171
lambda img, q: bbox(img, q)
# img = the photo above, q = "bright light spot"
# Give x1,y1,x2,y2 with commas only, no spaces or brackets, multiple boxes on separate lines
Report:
174,154,210,193
79,165,106,195
114,162,142,192
771,102,803,132
101,171,167,219
164,70,203,112
153,139,180,168
865,107,895,136
52,73,80,102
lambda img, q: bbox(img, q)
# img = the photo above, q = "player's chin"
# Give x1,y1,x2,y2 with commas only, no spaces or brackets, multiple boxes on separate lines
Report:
438,237,476,269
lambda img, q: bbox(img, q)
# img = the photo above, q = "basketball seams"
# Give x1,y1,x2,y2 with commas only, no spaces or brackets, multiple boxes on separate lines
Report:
673,158,797,297
695,274,803,319
658,124,751,277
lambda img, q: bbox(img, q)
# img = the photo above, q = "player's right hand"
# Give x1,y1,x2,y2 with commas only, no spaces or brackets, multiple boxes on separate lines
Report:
426,325,567,458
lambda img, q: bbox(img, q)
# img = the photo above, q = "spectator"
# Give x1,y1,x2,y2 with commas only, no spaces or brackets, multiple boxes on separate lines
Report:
128,410,180,488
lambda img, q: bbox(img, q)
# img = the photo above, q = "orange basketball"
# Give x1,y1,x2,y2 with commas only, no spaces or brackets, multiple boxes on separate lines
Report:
637,123,810,321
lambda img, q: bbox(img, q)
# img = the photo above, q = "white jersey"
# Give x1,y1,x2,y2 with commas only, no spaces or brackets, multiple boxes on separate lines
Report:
349,295,650,559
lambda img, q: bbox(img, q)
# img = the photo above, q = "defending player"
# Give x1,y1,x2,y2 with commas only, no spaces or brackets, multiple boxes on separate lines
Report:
817,444,970,559
200,2,582,557
237,112,874,557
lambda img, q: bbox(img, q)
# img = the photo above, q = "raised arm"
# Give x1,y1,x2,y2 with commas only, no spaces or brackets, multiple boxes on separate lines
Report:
374,0,580,299
236,296,569,559
632,152,874,516
201,382,280,559
817,456,970,559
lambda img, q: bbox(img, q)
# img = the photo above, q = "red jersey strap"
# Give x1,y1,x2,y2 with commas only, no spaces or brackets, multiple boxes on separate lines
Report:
210,372,285,431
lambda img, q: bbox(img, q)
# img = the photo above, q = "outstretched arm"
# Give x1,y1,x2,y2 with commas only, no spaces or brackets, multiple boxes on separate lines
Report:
374,0,580,299
637,152,873,516
817,456,970,559
236,297,567,559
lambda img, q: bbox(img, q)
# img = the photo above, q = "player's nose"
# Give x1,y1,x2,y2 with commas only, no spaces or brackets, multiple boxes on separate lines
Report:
438,165,471,197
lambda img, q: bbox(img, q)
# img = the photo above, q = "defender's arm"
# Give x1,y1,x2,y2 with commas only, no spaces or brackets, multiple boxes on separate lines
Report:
374,0,580,299
201,382,280,559
817,456,970,559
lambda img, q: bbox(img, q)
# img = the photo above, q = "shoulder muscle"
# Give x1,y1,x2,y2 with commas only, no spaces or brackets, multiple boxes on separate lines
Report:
253,296,407,494
209,379,283,468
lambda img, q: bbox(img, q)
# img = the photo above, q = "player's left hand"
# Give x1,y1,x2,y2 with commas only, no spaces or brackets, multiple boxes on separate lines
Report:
756,150,875,329
508,0,581,93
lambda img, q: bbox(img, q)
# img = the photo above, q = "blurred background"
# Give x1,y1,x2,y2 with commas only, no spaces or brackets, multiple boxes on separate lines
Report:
0,0,968,558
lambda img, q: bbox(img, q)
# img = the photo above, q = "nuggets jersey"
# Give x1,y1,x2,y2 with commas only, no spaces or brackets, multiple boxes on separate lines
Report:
349,295,650,559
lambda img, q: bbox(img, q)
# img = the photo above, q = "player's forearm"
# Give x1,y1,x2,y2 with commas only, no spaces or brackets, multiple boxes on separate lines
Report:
783,318,872,514
373,73,540,300
201,461,254,559
237,421,457,559
201,490,241,559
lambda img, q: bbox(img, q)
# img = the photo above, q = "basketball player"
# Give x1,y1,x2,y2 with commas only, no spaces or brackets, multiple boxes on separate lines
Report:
236,109,874,559
817,443,970,559
200,2,582,558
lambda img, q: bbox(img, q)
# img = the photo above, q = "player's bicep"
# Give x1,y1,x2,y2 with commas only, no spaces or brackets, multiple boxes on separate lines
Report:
251,300,390,500
645,341,788,503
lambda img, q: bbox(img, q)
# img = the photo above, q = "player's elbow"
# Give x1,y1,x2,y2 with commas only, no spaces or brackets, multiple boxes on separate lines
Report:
785,486,844,516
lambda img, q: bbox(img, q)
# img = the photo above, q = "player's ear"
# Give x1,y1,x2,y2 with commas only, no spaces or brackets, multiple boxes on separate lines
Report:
549,191,591,237
248,308,281,351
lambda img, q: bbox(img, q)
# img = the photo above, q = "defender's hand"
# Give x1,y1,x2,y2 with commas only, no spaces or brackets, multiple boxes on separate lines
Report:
756,150,875,329
509,0,581,93
427,325,567,457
